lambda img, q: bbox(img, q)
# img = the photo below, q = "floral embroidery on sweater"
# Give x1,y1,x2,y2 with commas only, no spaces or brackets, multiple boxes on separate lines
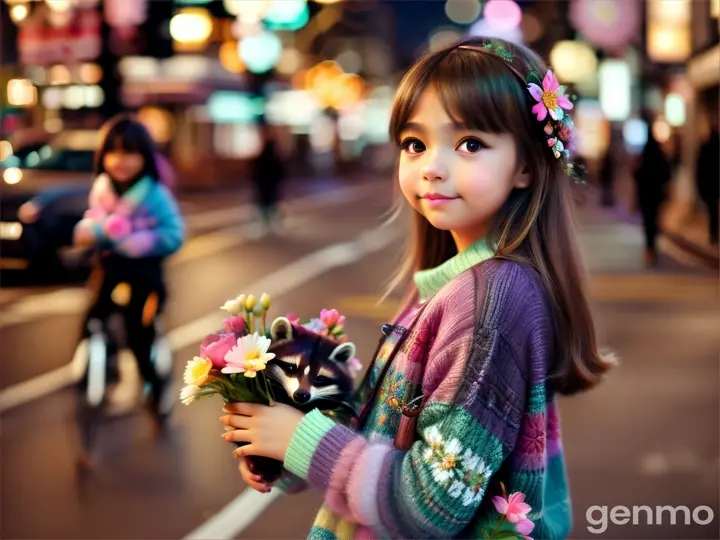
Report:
423,425,494,507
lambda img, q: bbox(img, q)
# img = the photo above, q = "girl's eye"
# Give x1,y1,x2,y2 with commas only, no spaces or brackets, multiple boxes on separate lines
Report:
400,138,426,155
457,138,485,154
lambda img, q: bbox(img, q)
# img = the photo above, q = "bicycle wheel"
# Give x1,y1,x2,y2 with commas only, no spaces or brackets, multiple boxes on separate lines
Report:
75,320,111,469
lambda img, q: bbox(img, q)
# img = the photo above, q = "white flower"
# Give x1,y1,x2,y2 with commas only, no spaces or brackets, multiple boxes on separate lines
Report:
179,384,202,405
222,332,276,377
430,437,463,484
462,485,484,507
221,299,242,315
423,425,444,462
448,480,465,499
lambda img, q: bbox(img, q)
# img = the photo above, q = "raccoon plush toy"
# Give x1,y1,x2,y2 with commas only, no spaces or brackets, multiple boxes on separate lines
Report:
241,316,358,482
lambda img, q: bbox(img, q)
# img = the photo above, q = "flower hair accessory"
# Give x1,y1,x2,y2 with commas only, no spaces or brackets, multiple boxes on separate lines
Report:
477,40,583,183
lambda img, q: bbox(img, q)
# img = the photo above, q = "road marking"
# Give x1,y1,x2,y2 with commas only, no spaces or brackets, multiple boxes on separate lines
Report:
0,222,400,413
0,184,377,329
183,488,283,540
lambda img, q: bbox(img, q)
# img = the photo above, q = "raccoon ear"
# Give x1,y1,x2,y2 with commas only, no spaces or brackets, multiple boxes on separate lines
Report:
330,342,356,364
270,317,293,341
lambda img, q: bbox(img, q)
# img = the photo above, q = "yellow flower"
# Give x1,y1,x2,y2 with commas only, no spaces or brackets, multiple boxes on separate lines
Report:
244,294,256,312
235,294,246,307
184,356,213,386
260,293,271,311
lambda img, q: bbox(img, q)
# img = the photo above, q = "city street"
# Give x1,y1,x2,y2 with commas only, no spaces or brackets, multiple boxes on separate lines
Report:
0,177,718,540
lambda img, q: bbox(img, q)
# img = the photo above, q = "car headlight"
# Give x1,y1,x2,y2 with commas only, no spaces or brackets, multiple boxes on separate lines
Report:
0,221,23,240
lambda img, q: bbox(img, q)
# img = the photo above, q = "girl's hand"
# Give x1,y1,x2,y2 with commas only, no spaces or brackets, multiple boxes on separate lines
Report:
73,224,96,247
238,457,271,493
220,402,305,462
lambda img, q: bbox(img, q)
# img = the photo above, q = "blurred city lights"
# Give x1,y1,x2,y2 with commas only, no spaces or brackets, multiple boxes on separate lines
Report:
276,48,303,75
208,92,261,123
549,40,597,83
599,59,631,121
7,79,37,107
3,168,23,185
429,28,464,51
623,117,648,152
219,41,245,73
10,4,28,23
79,63,103,84
169,9,213,44
652,118,672,143
45,0,73,12
335,49,362,74
239,31,282,73
49,65,72,85
646,0,691,62
664,93,686,126
263,0,309,31
224,0,269,21
444,0,482,25
0,141,13,161
483,0,522,30
574,99,609,158
138,106,175,143
265,90,319,131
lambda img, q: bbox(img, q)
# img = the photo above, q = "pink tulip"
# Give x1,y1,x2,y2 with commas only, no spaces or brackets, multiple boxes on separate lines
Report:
223,316,246,334
320,309,345,328
285,313,299,325
492,492,532,524
199,333,237,368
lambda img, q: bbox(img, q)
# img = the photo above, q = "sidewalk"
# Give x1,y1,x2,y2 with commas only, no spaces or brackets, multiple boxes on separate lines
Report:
593,166,719,269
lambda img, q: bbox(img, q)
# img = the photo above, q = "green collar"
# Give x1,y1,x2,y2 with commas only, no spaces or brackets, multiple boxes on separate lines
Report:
413,238,494,302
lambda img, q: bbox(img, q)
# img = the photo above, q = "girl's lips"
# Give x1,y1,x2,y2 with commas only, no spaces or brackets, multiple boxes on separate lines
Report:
421,193,458,200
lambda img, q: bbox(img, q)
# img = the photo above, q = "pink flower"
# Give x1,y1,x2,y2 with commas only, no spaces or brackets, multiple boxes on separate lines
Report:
199,333,237,368
320,309,345,328
285,312,299,325
223,316,246,334
103,214,133,241
528,70,573,122
492,492,532,524
516,518,535,539
84,207,107,221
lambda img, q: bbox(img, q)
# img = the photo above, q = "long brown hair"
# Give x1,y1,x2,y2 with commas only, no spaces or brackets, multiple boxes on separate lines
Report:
385,37,615,395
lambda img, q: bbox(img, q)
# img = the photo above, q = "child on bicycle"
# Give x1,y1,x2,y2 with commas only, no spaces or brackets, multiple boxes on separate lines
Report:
74,113,185,430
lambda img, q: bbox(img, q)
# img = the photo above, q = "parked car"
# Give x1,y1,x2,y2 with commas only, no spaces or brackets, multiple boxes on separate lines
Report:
0,130,98,277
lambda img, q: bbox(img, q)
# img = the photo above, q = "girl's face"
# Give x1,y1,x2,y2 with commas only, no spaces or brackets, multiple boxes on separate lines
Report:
103,149,144,183
398,87,530,252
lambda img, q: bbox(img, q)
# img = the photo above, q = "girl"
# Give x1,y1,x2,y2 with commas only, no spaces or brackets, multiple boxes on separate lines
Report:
219,37,615,539
74,114,185,428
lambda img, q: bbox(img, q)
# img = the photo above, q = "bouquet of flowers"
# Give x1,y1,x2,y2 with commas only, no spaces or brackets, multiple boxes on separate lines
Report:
179,293,362,482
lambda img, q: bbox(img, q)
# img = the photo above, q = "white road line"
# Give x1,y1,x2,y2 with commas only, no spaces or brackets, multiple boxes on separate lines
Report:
0,184,377,330
183,488,283,540
0,221,399,413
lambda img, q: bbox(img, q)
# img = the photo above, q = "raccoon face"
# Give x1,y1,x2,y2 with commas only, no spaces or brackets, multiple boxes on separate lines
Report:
267,317,355,406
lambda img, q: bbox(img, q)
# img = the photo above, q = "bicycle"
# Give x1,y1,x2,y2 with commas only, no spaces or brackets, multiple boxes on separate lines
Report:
74,305,174,471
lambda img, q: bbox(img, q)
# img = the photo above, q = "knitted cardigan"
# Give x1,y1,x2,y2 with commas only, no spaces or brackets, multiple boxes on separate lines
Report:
279,239,572,539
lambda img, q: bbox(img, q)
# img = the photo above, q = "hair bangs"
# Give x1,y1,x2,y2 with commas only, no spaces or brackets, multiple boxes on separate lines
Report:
390,45,534,143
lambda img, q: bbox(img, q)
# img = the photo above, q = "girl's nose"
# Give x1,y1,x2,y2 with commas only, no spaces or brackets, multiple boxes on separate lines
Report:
421,152,448,182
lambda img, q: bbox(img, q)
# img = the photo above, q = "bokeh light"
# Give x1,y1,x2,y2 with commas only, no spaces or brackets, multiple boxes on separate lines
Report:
483,0,522,29
444,0,482,25
238,31,282,73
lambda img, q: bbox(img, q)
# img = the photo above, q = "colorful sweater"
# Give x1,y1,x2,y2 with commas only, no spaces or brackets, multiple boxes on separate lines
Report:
74,174,185,259
280,239,572,539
